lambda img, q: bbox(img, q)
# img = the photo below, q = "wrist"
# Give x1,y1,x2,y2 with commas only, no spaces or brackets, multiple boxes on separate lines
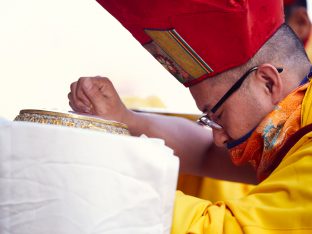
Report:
122,110,144,136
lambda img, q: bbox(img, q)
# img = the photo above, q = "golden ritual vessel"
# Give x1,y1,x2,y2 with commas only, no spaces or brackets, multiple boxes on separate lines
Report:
14,109,130,135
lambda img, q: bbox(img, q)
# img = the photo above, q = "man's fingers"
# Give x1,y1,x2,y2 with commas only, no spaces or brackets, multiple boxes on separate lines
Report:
69,101,79,113
69,81,92,113
80,78,108,114
69,76,124,120
76,78,92,107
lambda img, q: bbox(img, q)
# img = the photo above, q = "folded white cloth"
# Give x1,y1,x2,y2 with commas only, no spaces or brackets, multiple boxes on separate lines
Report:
0,119,179,234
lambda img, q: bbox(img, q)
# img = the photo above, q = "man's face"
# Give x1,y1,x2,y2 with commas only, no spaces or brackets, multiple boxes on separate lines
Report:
189,69,273,148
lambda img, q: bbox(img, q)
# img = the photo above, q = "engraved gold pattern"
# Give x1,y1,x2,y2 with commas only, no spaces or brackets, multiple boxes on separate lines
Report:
14,109,130,135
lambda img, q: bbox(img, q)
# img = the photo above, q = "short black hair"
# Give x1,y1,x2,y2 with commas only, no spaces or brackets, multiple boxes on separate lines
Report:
240,24,309,79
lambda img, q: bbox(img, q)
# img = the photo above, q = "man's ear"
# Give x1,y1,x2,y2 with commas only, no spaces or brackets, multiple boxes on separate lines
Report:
256,64,283,105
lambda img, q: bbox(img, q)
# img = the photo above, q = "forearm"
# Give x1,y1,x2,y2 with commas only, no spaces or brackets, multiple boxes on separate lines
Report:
124,110,257,184
124,110,213,174
199,144,257,184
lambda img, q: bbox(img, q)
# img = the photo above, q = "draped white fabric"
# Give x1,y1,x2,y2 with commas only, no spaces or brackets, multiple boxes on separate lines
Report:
0,119,179,234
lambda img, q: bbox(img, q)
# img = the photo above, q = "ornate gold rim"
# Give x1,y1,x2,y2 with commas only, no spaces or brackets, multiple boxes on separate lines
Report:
18,109,128,129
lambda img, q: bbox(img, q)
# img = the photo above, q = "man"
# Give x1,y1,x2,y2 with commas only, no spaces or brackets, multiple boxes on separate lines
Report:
196,0,312,203
68,0,312,233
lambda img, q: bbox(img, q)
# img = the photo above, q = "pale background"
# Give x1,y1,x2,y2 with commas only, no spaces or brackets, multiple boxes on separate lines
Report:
0,0,198,120
0,0,311,120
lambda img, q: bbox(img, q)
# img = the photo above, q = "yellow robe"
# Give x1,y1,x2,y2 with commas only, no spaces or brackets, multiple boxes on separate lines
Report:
306,32,312,62
171,83,312,233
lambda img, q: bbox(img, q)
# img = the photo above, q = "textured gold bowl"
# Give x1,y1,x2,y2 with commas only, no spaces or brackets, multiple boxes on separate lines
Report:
14,109,130,135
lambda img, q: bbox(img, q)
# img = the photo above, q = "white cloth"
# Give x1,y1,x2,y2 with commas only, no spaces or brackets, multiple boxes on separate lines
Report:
0,119,179,234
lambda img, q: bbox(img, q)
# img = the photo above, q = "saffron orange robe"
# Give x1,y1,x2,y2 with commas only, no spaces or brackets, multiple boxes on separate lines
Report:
171,82,312,233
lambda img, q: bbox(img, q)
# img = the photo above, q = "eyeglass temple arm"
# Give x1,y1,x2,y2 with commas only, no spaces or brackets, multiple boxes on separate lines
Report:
211,67,283,113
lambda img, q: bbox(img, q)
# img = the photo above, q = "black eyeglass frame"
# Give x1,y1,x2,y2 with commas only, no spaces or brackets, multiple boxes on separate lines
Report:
197,66,283,129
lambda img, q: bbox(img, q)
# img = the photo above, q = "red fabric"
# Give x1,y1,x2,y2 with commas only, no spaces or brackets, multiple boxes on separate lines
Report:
283,0,296,6
97,0,284,87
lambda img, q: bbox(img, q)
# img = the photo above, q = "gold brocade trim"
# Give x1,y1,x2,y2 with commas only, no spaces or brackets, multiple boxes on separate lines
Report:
144,29,213,84
167,29,212,74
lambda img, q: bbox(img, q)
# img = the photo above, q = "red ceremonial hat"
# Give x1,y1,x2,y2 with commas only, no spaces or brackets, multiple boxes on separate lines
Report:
283,0,296,6
97,0,284,87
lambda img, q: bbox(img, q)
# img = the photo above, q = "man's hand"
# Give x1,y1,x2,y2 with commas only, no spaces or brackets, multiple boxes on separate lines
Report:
68,76,131,124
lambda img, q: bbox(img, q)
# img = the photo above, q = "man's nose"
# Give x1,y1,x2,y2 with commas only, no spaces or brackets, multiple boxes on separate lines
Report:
212,128,231,147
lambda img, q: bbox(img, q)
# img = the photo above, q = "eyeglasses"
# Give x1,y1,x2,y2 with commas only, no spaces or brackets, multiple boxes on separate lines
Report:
197,66,283,129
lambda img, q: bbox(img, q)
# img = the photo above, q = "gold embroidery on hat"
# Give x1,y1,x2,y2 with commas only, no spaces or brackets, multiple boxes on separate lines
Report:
144,29,213,83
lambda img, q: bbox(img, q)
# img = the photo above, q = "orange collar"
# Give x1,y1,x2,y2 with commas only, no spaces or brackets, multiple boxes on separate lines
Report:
229,83,310,181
